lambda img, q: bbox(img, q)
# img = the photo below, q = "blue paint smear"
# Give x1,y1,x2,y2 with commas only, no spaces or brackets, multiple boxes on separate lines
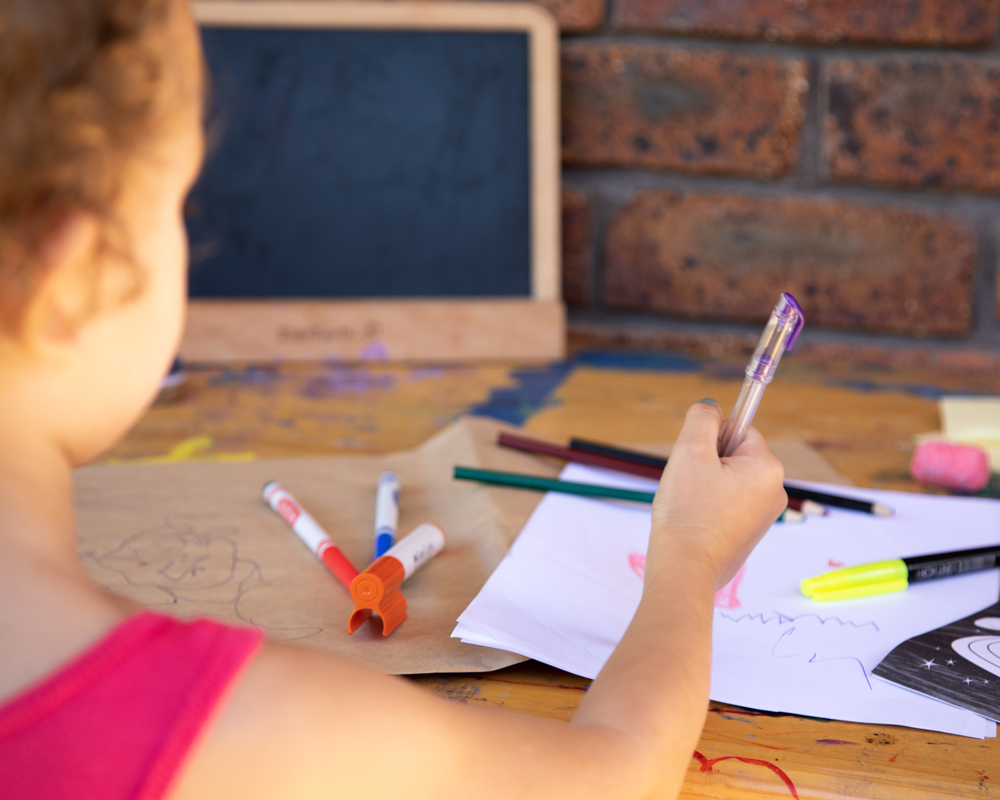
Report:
471,350,703,425
471,363,573,424
828,379,994,401
209,366,280,386
574,350,701,372
718,714,755,725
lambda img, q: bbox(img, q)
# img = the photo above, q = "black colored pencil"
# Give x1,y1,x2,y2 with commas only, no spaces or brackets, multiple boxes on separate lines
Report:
569,437,667,469
782,485,893,517
569,437,895,517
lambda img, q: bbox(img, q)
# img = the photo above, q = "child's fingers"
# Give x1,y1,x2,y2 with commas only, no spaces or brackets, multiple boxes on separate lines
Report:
728,426,786,488
727,425,770,458
727,425,780,460
672,400,724,459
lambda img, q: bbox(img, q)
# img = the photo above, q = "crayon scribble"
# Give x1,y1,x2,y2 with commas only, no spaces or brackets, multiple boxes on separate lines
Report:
628,552,645,580
719,611,878,691
720,611,879,633
629,553,746,609
714,564,746,609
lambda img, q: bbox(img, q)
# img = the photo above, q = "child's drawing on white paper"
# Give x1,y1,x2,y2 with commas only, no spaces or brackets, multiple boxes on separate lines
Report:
457,467,1000,737
630,552,746,609
718,610,880,690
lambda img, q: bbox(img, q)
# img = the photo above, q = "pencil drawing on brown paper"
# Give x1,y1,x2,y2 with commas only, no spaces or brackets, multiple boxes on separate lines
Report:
81,515,323,641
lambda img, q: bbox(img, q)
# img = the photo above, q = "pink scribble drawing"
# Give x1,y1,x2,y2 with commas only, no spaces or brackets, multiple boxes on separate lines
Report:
627,553,745,609
628,552,645,580
714,564,746,609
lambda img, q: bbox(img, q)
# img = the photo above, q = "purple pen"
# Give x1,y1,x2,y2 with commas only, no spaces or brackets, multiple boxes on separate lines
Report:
717,294,805,458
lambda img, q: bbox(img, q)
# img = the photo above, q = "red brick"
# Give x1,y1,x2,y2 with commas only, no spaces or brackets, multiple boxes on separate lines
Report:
824,57,1000,192
615,0,998,46
562,189,592,307
562,43,807,178
603,191,975,336
532,0,606,31
568,322,1000,374
568,322,760,360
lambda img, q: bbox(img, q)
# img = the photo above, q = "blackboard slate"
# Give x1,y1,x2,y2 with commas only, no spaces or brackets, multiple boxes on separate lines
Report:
187,27,532,299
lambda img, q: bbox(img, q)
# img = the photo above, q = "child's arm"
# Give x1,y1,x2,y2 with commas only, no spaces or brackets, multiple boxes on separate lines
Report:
169,401,786,800
571,400,786,798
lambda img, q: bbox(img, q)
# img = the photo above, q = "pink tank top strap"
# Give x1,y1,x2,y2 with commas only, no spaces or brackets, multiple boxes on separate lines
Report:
0,612,263,800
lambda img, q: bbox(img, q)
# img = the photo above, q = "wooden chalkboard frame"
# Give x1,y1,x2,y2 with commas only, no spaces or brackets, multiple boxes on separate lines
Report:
183,1,563,363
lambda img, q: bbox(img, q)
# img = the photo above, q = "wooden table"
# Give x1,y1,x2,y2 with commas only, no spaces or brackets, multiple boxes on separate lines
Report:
109,352,1000,798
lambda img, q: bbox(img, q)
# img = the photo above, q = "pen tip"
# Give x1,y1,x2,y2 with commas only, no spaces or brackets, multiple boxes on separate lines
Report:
874,503,895,517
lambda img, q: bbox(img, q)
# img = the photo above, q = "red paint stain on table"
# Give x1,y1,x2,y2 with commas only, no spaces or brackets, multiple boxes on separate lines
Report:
888,752,901,762
693,751,799,799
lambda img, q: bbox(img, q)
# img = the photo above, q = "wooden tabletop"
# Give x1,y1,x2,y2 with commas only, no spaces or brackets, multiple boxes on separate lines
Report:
109,352,1000,798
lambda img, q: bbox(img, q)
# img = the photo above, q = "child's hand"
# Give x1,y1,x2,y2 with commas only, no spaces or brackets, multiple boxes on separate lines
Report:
649,400,786,590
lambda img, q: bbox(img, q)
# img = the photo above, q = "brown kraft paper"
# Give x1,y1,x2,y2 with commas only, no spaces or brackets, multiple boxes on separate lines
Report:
76,416,851,675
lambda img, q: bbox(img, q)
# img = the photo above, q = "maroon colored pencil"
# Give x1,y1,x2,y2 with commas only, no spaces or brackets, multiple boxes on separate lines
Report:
496,432,664,481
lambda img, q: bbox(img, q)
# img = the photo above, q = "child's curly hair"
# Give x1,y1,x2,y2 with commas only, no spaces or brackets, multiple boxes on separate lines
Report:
0,0,184,329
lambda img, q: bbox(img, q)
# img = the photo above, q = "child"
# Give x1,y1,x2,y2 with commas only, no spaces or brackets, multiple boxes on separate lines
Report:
0,1,787,797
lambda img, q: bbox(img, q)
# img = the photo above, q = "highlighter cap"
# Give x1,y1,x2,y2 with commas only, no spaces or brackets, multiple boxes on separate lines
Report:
801,558,908,602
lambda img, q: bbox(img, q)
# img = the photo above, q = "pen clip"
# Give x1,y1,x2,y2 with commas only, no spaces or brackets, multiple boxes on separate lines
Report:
778,293,805,350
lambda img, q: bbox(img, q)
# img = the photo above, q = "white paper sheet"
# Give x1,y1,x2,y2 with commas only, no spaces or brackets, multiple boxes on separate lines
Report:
455,465,1000,738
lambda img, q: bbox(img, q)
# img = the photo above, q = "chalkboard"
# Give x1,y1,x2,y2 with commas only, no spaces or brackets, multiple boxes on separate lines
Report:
183,1,561,363
187,27,532,298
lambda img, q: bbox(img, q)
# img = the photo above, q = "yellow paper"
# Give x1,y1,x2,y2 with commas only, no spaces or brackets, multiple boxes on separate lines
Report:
939,396,1000,469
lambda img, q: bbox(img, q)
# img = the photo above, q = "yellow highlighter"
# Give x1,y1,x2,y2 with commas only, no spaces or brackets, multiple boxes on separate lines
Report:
801,545,1000,602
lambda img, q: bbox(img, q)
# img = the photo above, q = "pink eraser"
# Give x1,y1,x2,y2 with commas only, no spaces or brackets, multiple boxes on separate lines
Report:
910,441,991,493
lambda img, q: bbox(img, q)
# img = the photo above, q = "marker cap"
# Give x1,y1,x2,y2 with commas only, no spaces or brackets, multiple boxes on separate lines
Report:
349,555,407,636
801,558,908,602
348,523,446,637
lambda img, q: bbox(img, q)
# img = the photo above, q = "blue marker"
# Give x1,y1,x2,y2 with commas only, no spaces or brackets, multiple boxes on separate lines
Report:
373,471,400,559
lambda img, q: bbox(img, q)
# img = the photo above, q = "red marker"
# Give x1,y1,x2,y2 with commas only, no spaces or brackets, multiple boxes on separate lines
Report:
263,481,358,590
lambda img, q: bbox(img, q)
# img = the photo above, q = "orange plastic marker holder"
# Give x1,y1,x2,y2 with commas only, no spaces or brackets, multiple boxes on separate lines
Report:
349,522,445,637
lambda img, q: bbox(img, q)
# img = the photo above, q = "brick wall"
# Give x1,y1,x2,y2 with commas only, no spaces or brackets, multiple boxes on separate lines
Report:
548,0,1000,370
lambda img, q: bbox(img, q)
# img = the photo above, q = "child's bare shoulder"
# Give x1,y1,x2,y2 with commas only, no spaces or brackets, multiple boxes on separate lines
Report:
0,578,133,705
167,642,467,800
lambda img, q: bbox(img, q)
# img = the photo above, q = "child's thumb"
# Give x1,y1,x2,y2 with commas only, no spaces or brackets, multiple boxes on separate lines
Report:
673,400,723,458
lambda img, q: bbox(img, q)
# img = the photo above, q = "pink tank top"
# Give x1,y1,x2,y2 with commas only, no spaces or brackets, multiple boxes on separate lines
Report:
0,612,262,799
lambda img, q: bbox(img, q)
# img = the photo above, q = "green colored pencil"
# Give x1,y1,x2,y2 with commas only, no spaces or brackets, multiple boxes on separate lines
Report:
453,466,655,504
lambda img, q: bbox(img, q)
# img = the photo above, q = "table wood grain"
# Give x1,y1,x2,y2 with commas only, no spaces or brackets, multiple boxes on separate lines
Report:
109,354,1000,798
